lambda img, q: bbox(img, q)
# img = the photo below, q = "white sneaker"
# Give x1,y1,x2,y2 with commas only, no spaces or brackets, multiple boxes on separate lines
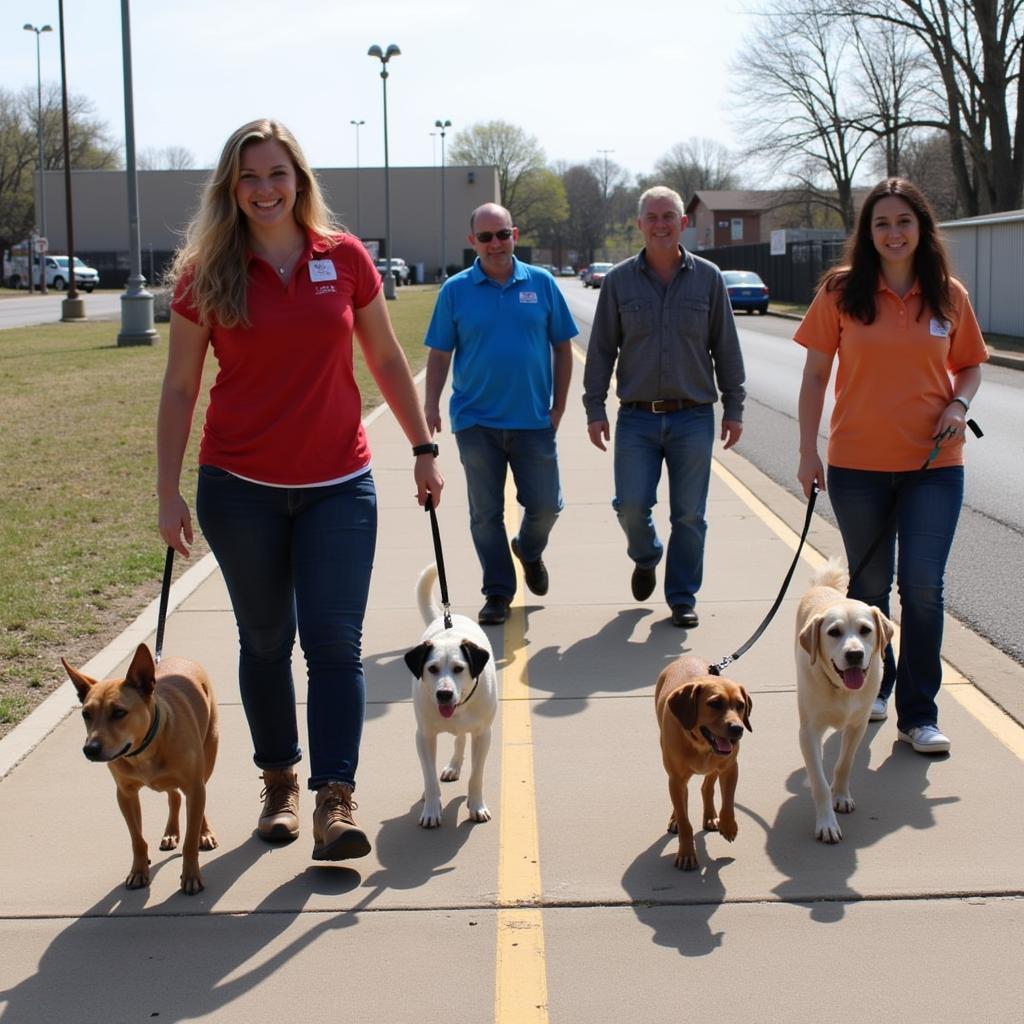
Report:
897,724,951,754
869,697,888,722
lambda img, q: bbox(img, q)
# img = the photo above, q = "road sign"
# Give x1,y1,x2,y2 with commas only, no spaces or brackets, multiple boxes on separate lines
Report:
35,237,48,254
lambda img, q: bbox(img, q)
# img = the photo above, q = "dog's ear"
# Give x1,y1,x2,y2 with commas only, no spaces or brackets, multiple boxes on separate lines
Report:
667,683,702,731
404,642,433,678
459,640,490,679
798,614,823,664
739,686,753,732
62,658,94,703
125,644,157,697
872,607,895,649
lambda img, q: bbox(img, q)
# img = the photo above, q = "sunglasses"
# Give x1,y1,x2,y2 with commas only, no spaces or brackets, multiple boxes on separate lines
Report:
474,228,514,242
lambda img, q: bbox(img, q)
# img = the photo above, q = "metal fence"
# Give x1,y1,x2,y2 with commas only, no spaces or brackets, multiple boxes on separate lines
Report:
697,239,845,305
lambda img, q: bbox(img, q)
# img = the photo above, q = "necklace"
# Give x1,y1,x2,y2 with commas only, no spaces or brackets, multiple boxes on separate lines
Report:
257,241,304,278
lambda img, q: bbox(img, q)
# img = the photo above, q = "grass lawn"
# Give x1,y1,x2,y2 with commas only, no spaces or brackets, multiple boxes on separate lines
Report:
0,284,438,736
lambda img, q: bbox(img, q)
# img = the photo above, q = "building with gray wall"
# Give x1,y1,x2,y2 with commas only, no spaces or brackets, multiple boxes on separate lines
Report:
38,164,500,285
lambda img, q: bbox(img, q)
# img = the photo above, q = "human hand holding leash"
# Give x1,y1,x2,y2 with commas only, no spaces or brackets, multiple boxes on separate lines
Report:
159,493,194,557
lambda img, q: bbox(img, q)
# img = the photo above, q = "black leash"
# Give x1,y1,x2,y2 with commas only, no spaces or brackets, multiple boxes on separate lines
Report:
709,417,983,676
424,497,453,630
709,484,819,676
154,546,174,664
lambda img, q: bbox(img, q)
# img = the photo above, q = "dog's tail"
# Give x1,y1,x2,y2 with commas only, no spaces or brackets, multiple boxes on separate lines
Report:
809,555,849,593
415,564,442,624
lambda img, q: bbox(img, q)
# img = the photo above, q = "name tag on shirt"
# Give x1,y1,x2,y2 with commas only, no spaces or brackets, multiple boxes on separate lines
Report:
929,317,950,337
309,260,337,282
519,291,538,304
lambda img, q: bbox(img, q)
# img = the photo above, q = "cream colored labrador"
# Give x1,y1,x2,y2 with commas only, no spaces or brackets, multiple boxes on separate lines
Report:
795,558,895,843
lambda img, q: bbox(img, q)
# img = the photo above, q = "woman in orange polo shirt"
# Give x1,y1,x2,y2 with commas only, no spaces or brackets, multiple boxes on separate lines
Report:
795,178,988,755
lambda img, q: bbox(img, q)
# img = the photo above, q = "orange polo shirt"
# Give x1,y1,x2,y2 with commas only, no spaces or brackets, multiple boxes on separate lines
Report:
794,277,988,471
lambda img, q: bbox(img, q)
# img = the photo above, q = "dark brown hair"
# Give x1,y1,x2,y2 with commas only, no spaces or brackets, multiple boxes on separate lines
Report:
821,178,954,324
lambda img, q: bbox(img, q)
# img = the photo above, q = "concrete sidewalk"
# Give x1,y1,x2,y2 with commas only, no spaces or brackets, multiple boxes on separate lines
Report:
2,351,1022,1024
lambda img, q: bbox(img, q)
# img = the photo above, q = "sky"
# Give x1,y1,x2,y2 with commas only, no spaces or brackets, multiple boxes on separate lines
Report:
5,0,754,179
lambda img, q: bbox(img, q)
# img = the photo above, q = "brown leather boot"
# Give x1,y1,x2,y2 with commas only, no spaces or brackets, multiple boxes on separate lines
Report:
257,769,300,842
312,782,371,860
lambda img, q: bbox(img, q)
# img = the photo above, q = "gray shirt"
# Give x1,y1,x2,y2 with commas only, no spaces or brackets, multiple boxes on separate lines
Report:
582,247,746,423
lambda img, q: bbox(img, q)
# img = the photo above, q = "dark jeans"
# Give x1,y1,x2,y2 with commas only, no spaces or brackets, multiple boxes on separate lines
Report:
827,464,964,732
455,424,562,600
197,466,377,790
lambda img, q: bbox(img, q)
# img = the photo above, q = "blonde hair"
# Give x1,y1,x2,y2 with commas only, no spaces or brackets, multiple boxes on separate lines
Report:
169,119,342,328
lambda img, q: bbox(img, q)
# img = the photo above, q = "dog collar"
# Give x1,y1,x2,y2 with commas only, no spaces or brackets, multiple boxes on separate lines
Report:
455,676,480,708
123,704,161,758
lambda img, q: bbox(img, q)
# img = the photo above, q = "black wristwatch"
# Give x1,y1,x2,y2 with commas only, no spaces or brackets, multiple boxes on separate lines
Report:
412,442,439,458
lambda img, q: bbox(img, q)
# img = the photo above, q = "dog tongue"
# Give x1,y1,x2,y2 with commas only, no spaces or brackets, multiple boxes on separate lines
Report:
713,735,733,754
842,667,866,690
438,704,456,719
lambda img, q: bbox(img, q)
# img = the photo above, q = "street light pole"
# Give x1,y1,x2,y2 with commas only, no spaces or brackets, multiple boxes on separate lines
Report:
56,0,85,321
434,119,451,281
597,148,615,260
116,0,157,345
368,43,400,300
23,23,52,294
350,119,364,239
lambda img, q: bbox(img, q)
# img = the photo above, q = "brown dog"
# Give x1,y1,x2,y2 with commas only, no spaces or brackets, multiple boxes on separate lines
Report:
62,643,219,894
654,655,753,870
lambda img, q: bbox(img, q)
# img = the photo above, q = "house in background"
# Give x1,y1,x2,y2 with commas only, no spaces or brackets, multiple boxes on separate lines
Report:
686,191,781,249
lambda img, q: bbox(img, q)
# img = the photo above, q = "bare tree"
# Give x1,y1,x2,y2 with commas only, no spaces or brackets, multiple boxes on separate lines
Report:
839,0,1024,213
641,137,740,203
558,163,605,263
448,120,546,226
137,145,197,170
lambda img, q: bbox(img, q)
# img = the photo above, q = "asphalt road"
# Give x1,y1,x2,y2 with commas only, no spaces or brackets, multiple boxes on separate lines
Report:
0,290,123,328
559,275,1024,668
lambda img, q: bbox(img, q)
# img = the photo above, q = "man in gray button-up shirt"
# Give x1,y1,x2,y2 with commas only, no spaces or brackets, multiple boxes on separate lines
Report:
582,185,745,628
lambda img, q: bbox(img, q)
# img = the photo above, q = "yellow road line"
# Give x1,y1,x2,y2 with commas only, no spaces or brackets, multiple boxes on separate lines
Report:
711,457,1024,760
495,483,549,1024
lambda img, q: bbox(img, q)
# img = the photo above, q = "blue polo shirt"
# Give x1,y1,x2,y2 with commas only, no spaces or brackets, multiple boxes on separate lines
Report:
425,257,578,431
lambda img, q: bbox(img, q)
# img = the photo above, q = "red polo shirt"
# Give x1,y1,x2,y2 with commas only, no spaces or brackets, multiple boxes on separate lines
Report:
172,233,381,485
795,277,988,471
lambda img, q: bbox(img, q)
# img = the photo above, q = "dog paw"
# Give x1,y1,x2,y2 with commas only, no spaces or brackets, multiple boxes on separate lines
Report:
440,765,461,782
180,873,204,895
125,868,150,889
159,833,180,851
815,814,843,843
419,800,443,828
666,816,678,835
199,831,219,850
833,793,856,814
468,802,491,823
716,818,738,842
674,850,699,871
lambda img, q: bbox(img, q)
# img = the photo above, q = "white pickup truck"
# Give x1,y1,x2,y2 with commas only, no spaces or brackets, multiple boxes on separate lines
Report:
3,246,100,292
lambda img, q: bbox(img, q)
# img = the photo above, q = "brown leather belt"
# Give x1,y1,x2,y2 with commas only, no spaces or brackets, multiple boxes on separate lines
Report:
620,399,703,413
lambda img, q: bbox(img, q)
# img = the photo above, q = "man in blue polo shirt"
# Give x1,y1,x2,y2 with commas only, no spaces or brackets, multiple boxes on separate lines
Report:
424,202,578,625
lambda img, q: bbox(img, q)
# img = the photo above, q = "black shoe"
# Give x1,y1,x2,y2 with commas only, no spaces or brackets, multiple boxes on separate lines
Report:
478,595,511,625
511,537,549,596
631,564,656,601
671,605,699,629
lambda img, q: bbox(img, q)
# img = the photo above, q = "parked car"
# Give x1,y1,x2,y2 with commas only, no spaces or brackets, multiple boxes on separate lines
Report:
722,269,769,314
559,265,575,276
586,262,614,288
48,256,100,292
375,257,411,285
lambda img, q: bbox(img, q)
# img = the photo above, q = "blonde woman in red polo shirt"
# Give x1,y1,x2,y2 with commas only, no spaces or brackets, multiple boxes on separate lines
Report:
795,178,987,755
157,119,443,860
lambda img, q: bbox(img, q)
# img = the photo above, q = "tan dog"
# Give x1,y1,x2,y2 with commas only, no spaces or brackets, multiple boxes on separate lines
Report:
795,559,895,844
654,655,753,870
62,643,219,894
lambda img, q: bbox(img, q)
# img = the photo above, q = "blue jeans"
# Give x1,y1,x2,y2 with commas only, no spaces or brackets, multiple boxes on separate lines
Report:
197,466,377,791
455,425,562,599
827,464,964,732
613,404,715,608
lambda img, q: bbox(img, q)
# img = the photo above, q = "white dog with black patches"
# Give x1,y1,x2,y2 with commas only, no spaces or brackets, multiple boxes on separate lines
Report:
795,558,895,844
404,565,498,828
